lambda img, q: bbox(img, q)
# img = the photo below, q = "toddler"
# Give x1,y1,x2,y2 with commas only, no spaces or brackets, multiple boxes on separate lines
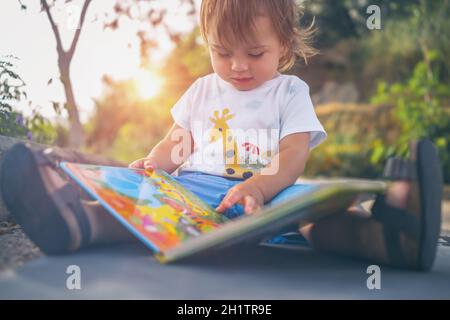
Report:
129,0,326,218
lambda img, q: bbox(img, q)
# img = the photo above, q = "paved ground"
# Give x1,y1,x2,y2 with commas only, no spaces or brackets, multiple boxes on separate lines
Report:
1,191,449,299
0,240,449,299
0,218,42,272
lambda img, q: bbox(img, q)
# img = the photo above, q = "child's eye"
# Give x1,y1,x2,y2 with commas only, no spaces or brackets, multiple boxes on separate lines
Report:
217,51,230,58
248,52,265,58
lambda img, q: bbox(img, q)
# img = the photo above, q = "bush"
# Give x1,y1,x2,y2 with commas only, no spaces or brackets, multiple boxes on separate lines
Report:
0,55,27,138
0,55,57,144
306,103,398,179
307,57,450,184
370,55,450,183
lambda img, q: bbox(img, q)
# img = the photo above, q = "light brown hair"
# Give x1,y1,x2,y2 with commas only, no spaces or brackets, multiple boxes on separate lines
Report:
200,0,317,71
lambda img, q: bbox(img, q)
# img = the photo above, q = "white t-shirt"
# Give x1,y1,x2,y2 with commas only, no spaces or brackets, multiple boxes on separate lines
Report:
170,73,327,179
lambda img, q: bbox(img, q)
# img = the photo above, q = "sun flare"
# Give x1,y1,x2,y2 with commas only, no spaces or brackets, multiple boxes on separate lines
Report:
135,71,163,100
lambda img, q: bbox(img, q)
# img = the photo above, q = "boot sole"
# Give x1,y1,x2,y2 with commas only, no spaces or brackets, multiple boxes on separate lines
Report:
1,143,72,254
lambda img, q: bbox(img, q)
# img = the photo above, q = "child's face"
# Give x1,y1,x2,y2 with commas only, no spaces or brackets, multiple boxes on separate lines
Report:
208,16,285,91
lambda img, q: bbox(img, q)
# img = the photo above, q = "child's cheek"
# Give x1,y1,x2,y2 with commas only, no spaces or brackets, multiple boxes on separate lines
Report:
212,59,230,78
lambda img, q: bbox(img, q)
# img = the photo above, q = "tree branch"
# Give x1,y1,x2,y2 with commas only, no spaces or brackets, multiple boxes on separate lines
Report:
17,0,27,10
67,0,92,59
41,0,65,55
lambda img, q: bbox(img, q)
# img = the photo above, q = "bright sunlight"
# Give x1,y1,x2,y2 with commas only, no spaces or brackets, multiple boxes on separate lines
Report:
135,70,163,100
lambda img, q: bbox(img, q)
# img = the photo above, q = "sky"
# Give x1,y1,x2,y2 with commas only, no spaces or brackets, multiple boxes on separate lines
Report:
0,0,200,123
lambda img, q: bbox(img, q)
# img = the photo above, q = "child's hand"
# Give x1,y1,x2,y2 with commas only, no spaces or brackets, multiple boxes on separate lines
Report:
215,180,265,215
128,157,158,171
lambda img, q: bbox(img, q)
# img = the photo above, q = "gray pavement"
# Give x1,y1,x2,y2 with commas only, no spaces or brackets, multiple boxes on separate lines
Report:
1,199,450,299
1,239,449,299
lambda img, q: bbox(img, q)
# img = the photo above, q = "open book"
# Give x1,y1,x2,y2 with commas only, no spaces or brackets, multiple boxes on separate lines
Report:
60,162,386,263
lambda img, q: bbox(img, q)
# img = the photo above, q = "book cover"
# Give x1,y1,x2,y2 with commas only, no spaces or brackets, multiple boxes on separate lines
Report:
60,162,230,253
60,162,386,263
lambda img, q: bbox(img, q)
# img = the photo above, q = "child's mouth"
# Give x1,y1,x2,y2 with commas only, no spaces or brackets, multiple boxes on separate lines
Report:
231,77,253,84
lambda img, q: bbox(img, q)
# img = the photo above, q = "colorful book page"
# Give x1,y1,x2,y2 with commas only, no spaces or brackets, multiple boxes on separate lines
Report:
61,163,228,252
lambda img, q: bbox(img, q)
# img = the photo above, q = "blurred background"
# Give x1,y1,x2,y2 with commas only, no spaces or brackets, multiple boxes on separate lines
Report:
1,0,449,183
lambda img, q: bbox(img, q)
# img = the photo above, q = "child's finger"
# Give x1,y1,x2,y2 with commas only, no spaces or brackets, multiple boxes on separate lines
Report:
215,189,242,212
144,160,156,171
128,159,145,169
215,199,231,213
244,195,261,214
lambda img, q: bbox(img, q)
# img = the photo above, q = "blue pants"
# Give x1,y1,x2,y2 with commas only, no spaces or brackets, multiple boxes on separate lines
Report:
173,171,316,219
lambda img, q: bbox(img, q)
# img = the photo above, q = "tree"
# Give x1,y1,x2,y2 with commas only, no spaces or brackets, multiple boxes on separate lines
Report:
107,0,196,67
41,0,91,148
84,26,207,162
19,0,196,148
17,0,92,147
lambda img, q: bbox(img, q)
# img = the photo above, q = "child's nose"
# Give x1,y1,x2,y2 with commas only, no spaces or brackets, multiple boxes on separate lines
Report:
231,58,249,72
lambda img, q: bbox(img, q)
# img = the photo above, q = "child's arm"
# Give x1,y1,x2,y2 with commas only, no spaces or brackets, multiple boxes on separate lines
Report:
215,132,310,214
129,123,194,174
